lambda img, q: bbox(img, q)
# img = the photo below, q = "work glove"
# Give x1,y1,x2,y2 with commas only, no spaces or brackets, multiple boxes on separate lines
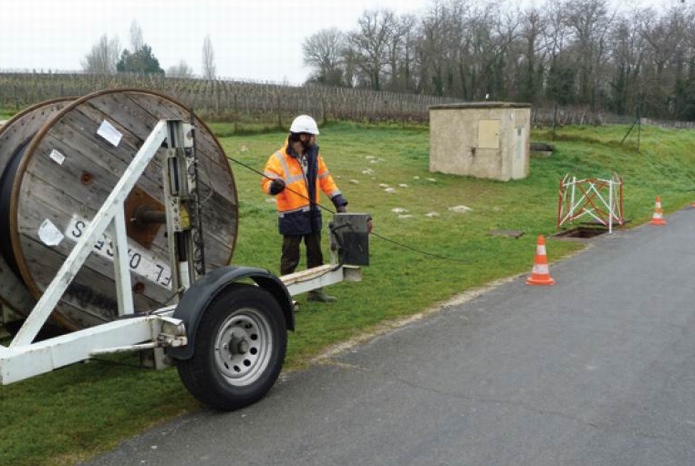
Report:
306,143,319,158
331,194,348,213
269,178,285,195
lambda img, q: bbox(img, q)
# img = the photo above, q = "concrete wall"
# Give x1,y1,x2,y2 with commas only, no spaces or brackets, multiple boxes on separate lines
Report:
429,102,531,181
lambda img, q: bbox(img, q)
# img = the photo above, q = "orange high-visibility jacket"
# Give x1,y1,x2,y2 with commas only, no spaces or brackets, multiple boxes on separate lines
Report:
261,141,347,235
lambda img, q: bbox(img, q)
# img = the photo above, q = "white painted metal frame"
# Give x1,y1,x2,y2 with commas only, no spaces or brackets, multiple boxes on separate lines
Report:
281,264,362,296
0,120,183,384
0,313,186,384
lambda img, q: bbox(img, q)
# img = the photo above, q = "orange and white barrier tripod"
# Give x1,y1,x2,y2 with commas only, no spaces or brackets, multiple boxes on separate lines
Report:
557,173,624,234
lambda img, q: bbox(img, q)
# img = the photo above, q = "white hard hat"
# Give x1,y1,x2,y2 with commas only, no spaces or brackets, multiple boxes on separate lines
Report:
289,115,319,135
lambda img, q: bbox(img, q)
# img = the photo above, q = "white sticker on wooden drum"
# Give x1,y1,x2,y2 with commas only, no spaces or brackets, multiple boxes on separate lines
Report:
38,219,65,246
97,120,123,147
48,149,66,165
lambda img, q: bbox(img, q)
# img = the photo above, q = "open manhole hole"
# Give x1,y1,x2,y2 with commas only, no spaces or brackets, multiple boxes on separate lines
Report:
553,226,609,240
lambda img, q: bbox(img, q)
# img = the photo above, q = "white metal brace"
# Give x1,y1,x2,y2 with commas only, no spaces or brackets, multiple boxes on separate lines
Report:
9,120,169,347
0,121,190,384
281,264,362,296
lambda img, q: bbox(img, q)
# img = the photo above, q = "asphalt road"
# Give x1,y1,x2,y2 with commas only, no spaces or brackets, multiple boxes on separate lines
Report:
86,208,695,466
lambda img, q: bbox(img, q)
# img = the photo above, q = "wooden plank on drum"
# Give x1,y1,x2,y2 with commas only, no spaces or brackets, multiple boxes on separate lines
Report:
22,237,166,329
115,91,238,204
18,189,174,297
0,99,73,314
17,172,174,295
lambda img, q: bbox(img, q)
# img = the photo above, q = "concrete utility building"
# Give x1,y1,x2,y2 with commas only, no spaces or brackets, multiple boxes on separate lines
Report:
429,102,531,181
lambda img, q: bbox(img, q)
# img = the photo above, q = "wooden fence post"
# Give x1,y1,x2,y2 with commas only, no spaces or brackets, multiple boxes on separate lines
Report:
277,95,282,130
234,93,238,134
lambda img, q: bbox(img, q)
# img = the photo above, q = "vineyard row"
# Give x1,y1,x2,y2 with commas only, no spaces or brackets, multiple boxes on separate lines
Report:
0,73,460,126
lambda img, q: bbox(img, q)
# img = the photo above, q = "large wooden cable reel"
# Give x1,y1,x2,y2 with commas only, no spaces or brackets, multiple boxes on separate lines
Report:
0,89,238,331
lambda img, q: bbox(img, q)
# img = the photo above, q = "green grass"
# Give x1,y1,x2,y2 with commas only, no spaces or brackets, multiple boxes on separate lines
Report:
2,121,695,465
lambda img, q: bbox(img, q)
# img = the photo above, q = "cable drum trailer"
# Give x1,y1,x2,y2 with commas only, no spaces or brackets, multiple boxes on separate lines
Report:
0,89,368,410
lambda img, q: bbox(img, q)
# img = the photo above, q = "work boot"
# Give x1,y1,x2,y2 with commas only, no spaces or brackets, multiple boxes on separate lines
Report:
307,289,337,303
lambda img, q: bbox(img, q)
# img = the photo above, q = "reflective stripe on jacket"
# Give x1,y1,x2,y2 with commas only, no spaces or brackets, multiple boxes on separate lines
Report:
261,141,342,235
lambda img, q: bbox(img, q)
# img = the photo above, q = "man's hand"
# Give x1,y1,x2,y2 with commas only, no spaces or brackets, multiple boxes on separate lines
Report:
331,194,348,212
269,178,286,195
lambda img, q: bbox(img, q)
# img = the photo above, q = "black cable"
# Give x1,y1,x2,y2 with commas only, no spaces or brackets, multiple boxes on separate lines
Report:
227,155,337,214
226,155,470,264
90,356,150,370
0,138,32,279
369,231,469,264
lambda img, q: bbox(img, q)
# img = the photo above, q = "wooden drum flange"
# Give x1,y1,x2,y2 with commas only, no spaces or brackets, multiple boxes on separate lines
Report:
0,98,75,317
0,89,238,331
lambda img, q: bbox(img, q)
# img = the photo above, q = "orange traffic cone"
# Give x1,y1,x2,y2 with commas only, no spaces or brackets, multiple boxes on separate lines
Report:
526,235,556,286
649,196,667,226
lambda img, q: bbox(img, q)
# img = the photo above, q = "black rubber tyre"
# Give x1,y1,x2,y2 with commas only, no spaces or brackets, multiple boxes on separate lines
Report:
177,284,287,410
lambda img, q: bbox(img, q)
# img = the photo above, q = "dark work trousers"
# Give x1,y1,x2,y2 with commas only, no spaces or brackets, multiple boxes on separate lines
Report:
281,232,324,275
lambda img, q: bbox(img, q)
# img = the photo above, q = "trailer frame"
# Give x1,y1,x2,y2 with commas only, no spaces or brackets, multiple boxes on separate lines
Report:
0,120,362,409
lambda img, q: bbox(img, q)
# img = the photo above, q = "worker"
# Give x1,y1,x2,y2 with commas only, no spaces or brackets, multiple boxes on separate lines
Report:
261,114,348,303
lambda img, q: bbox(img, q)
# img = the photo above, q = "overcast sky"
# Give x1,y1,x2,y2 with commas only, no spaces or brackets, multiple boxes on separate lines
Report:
0,0,672,85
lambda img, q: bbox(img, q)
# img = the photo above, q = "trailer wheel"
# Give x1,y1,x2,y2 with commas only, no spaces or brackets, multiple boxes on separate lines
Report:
177,283,287,410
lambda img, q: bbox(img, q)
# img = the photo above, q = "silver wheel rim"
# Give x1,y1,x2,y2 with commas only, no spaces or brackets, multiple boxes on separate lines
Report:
214,307,273,386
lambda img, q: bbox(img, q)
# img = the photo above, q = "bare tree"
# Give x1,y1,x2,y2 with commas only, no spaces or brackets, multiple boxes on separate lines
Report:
542,1,571,64
202,36,216,80
485,7,523,100
607,11,647,115
517,6,548,104
416,1,453,96
396,14,418,92
167,60,195,78
461,2,502,100
542,1,577,105
417,0,508,100
385,14,416,91
562,0,615,108
341,46,359,87
639,7,691,116
81,35,121,75
130,21,145,52
303,28,345,85
347,9,397,90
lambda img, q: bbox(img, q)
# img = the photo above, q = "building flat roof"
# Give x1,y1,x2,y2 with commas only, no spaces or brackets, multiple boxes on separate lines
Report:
430,102,531,110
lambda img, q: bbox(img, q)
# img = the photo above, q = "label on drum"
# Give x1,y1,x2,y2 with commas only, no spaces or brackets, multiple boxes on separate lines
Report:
38,219,65,246
48,149,66,165
97,120,123,147
65,215,172,289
